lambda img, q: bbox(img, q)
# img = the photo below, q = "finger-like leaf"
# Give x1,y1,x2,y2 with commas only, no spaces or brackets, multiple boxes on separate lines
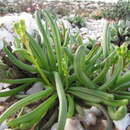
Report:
35,11,56,70
54,72,67,130
0,88,53,123
102,21,110,58
44,11,63,75
0,83,30,97
3,47,36,72
27,33,49,70
0,77,39,84
74,45,96,88
13,48,33,63
67,94,75,118
8,94,57,128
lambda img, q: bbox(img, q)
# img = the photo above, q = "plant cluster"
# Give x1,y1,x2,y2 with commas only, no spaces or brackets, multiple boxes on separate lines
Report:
0,7,17,15
0,10,130,130
109,20,130,49
90,9,103,20
67,15,86,28
102,0,130,21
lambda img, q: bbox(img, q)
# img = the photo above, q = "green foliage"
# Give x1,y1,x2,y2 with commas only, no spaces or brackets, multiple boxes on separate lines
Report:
90,9,103,20
0,10,130,130
102,0,130,21
110,20,130,47
67,15,86,28
91,14,102,20
0,7,17,15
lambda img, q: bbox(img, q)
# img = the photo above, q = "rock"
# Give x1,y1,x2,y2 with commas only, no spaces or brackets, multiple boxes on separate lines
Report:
79,18,104,41
65,118,84,130
51,118,85,130
82,39,89,44
0,12,36,47
70,27,79,34
80,27,88,33
78,108,97,128
0,106,4,112
0,88,10,102
87,3,99,9
101,120,108,129
83,112,97,126
114,113,130,130
0,83,10,89
57,19,72,29
26,82,43,95
0,41,3,50
79,4,85,9
0,122,8,130
90,106,102,116
51,123,58,130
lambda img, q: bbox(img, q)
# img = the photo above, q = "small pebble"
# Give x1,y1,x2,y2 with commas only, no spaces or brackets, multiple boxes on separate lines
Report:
0,122,8,130
26,82,43,95
90,106,102,116
65,118,84,130
114,113,130,130
0,106,4,112
51,123,58,130
81,109,97,127
0,83,10,90
101,120,107,128
51,118,85,130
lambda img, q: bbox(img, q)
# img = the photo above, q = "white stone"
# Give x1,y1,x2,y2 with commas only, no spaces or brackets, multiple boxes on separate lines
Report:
0,122,8,130
101,120,108,128
82,39,89,44
0,12,37,48
80,4,85,9
80,27,88,33
57,19,72,29
51,118,85,130
83,112,97,126
0,83,10,89
0,41,4,50
114,113,130,130
26,82,43,95
51,123,58,130
70,27,79,34
90,106,102,116
65,118,84,130
80,108,97,127
0,106,4,112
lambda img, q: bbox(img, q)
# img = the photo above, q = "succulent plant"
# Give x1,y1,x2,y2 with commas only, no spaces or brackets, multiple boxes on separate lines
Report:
109,20,130,49
0,10,130,130
102,0,130,21
67,15,86,28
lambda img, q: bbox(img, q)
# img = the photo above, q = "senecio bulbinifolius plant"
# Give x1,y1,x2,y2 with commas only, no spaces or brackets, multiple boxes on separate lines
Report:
0,10,130,130
110,19,130,48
